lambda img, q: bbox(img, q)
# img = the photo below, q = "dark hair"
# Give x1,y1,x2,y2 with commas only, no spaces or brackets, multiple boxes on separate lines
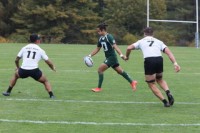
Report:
97,23,108,31
30,34,40,43
143,27,153,36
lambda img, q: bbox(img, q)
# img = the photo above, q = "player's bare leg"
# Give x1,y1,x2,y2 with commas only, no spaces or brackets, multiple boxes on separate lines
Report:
155,73,169,91
155,73,174,106
2,72,19,96
38,74,54,98
147,82,170,107
147,82,165,100
156,78,174,106
145,75,170,107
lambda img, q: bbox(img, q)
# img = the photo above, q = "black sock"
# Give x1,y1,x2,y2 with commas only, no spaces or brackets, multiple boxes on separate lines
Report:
162,99,168,104
48,91,54,97
166,90,170,95
7,86,13,93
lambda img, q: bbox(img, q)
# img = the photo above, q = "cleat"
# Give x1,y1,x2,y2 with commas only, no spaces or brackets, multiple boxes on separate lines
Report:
50,95,55,99
164,102,171,107
91,88,102,92
131,81,137,91
167,93,174,106
2,92,10,96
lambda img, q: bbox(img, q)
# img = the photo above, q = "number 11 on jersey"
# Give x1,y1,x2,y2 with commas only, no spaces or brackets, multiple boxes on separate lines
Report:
27,51,36,59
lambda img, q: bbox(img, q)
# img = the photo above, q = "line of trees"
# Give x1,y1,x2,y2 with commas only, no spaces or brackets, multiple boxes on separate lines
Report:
0,0,199,46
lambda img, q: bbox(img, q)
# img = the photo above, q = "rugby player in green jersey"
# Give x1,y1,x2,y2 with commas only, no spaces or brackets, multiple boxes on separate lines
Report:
88,23,137,92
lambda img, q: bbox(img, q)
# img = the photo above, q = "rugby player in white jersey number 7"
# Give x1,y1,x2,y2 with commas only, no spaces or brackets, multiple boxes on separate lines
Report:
125,27,181,107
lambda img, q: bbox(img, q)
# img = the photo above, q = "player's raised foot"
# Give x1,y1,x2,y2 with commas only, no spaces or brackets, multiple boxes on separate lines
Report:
2,92,10,96
167,93,174,106
130,80,137,91
164,102,171,107
91,88,102,92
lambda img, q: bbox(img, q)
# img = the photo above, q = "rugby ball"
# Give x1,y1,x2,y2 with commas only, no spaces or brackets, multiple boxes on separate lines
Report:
84,56,93,67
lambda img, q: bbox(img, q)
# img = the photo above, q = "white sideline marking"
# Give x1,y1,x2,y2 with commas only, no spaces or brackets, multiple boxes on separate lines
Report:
0,119,200,126
1,98,200,105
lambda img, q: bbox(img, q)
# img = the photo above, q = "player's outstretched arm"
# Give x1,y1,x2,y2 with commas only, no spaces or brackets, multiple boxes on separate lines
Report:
15,57,21,69
125,44,135,61
164,47,181,72
88,47,101,57
113,44,126,60
45,60,56,72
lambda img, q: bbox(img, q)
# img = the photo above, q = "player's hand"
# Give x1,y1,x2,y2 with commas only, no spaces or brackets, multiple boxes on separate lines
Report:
122,56,129,61
121,55,127,61
124,56,129,61
174,63,180,72
120,54,127,61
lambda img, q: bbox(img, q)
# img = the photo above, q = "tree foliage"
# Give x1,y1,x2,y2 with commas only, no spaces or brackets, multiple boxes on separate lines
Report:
0,0,20,36
0,0,199,46
9,0,100,43
102,0,166,44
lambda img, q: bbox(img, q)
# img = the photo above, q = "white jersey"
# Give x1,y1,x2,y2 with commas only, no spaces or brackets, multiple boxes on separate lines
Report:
17,43,49,70
133,36,167,58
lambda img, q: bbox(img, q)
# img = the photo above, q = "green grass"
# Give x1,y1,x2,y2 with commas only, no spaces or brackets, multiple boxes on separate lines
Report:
0,43,200,133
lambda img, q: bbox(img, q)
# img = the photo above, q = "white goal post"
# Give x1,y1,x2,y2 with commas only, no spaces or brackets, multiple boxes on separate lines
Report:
147,0,199,48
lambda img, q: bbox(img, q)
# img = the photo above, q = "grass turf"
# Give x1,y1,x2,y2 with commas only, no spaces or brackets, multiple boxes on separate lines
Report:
0,43,200,133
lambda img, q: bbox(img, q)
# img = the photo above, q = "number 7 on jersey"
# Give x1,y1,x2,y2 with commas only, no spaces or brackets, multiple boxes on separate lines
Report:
148,41,154,47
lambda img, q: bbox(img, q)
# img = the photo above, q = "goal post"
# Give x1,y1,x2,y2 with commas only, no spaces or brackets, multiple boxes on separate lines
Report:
147,0,199,48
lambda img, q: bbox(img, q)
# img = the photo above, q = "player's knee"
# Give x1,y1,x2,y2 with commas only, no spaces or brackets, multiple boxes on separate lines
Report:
38,76,47,83
98,67,103,73
98,70,104,74
156,75,162,80
156,76,163,83
116,70,123,74
146,79,155,83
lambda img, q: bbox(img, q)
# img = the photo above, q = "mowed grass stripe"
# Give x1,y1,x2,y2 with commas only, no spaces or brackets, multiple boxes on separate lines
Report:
1,68,200,75
1,98,200,105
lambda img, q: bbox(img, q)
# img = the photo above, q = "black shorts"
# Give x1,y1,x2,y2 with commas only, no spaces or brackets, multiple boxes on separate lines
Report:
144,57,163,75
18,68,42,80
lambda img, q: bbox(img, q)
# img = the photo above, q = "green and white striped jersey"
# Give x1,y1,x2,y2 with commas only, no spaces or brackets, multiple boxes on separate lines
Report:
97,33,117,58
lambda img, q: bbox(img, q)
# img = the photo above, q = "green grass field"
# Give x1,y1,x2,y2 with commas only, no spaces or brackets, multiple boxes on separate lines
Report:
0,43,200,133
